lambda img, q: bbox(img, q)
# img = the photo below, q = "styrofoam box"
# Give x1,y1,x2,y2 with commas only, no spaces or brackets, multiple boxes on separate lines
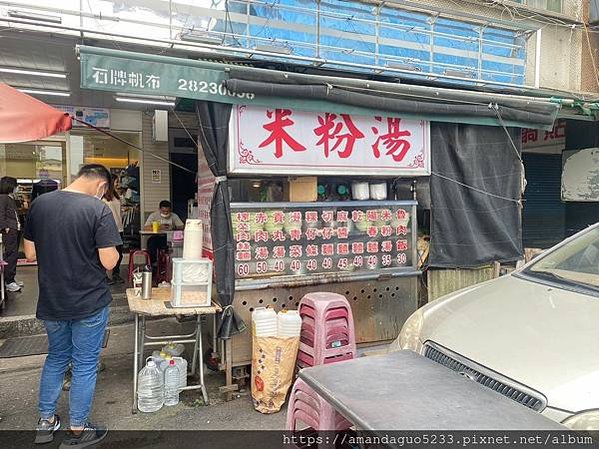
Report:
170,259,213,308
171,258,211,285
171,282,212,307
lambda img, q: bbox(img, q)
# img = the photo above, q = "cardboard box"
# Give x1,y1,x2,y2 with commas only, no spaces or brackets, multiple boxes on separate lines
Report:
285,176,318,202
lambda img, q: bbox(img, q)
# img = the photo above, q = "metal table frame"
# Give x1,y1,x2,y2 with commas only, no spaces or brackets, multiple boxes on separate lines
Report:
132,313,207,413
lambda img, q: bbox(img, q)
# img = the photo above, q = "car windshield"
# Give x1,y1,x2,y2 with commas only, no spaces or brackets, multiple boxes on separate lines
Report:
528,227,599,290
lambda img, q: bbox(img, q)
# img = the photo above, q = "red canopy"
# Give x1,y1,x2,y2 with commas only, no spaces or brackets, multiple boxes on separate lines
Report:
0,83,72,143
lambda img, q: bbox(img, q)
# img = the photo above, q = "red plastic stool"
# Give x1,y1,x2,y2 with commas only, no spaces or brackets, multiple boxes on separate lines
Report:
127,250,151,285
156,249,172,285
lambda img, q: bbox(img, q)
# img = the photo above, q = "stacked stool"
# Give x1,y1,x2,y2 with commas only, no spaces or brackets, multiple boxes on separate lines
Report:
286,378,352,431
297,292,357,368
286,292,356,433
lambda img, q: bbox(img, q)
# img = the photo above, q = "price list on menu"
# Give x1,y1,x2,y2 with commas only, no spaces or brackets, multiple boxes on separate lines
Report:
231,202,415,280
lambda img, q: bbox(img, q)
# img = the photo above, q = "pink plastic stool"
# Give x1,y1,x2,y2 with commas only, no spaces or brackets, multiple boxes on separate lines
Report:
297,292,356,367
286,378,351,431
297,350,355,368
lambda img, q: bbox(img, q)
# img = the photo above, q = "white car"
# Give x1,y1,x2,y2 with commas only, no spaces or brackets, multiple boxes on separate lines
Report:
392,224,599,430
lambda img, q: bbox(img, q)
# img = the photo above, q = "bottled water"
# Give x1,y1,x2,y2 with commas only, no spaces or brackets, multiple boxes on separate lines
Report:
159,356,188,388
164,360,180,406
137,359,163,413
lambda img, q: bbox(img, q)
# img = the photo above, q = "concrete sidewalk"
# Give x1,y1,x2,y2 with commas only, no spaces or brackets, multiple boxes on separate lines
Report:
0,319,286,431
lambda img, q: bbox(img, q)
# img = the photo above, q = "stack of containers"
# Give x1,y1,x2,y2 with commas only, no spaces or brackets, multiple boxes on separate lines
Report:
296,292,357,368
252,307,277,337
251,308,303,338
277,310,302,337
170,258,212,307
286,377,352,431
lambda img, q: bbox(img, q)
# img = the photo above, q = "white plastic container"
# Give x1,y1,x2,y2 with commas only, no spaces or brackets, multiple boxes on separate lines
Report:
160,356,188,389
137,359,164,413
150,350,168,365
252,307,277,337
369,182,388,200
351,182,369,200
163,360,180,406
277,310,302,337
183,219,203,260
161,342,185,357
172,258,211,284
170,258,213,308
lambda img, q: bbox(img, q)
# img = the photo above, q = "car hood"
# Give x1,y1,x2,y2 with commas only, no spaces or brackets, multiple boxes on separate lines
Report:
421,274,599,413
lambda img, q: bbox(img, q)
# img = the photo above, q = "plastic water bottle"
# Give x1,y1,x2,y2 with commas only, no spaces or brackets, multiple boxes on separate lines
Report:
159,356,188,388
162,342,185,357
164,360,180,406
137,359,163,413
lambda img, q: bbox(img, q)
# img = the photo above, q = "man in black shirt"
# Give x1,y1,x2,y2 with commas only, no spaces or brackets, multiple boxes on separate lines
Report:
24,165,121,448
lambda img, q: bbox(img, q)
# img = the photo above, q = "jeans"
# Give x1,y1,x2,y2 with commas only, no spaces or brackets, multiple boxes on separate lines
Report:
38,305,109,427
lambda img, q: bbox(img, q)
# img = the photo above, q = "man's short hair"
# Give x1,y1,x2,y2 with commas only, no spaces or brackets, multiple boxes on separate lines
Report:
77,164,112,186
159,200,172,209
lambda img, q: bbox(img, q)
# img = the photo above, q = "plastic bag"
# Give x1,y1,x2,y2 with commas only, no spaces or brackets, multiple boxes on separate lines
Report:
251,334,299,414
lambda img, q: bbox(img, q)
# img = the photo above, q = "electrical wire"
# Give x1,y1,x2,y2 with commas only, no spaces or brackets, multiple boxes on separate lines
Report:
430,171,520,204
167,101,200,148
583,21,599,89
70,116,196,175
489,103,523,162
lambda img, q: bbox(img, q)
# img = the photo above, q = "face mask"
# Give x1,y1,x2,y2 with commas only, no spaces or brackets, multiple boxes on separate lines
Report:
160,213,171,219
95,184,106,200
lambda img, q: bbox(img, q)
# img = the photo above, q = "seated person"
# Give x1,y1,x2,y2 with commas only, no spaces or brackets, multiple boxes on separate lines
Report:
144,200,184,231
144,200,184,264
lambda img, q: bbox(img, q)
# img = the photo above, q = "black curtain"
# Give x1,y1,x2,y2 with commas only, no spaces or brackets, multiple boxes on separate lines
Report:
429,123,524,267
195,101,246,339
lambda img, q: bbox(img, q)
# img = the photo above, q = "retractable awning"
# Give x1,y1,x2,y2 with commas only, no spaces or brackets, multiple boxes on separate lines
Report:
0,83,72,143
78,45,562,130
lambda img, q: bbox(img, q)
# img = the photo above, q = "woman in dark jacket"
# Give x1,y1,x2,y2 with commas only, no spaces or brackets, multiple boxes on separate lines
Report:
0,177,22,292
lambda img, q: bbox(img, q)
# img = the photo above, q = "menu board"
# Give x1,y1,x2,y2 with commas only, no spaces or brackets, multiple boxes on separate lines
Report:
231,202,415,280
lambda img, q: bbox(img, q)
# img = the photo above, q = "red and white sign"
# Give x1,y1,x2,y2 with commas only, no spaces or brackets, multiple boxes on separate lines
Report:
197,149,214,258
229,105,430,176
522,119,566,153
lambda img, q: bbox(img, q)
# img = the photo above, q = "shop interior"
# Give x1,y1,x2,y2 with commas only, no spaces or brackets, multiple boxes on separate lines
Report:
0,130,142,316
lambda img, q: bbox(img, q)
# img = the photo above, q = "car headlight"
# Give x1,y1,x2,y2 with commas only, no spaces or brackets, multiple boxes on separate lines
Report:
388,308,424,352
562,410,599,430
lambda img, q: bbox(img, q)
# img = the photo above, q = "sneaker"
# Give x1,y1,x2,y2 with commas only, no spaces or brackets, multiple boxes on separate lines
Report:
5,282,21,292
35,414,61,444
59,423,107,449
15,279,24,287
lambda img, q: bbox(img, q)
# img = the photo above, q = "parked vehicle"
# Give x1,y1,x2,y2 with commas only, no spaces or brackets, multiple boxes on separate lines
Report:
392,224,599,430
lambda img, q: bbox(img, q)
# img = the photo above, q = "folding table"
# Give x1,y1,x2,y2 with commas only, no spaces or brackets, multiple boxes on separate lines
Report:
126,288,221,413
